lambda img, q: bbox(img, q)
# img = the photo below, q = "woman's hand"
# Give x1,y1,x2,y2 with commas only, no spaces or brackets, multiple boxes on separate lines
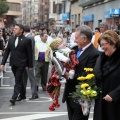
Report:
103,94,113,102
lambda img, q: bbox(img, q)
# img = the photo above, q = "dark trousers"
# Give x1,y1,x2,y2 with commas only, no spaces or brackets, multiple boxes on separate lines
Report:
20,68,38,97
66,98,89,120
35,61,49,89
11,66,25,99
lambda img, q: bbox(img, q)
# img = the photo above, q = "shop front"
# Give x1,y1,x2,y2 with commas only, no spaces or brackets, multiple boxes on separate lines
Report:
109,8,120,30
82,14,94,30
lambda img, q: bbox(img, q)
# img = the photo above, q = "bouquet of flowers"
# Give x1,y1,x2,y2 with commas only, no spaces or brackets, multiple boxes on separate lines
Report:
70,68,100,116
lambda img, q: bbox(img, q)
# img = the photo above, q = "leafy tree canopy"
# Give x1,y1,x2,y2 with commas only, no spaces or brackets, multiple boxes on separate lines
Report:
0,0,9,17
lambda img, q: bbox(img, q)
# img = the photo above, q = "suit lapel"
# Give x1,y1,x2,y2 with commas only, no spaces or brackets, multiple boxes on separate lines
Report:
78,44,93,62
13,36,16,49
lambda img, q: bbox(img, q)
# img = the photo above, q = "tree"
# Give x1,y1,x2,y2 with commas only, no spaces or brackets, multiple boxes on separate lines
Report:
0,0,9,17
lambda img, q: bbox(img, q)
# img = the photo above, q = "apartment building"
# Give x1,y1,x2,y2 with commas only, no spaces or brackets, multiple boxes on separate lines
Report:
38,0,49,29
49,0,72,31
21,0,49,28
79,0,120,30
70,0,82,29
3,0,23,28
22,0,39,27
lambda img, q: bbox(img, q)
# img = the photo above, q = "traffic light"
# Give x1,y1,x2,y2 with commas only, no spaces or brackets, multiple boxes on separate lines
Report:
3,18,7,23
66,18,70,24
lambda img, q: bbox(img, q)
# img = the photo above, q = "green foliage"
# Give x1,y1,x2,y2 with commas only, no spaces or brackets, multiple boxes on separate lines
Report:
0,0,9,17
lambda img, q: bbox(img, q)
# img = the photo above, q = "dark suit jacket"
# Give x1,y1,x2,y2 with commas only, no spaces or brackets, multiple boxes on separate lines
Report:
1,35,33,68
62,44,99,103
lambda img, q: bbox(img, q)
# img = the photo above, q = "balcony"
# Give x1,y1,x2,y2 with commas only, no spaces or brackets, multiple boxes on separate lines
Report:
7,0,22,3
78,0,103,7
6,11,21,16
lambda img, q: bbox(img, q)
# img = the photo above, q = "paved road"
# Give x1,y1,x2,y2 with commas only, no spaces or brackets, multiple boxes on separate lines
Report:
0,64,94,120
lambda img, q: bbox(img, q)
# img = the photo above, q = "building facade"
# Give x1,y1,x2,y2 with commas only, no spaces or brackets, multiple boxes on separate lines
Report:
2,0,22,28
22,0,39,27
70,0,82,30
79,0,120,30
49,0,72,31
21,0,49,28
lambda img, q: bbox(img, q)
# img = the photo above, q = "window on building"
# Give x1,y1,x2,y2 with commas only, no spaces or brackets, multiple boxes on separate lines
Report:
8,3,20,11
53,2,57,13
57,3,62,14
98,20,102,27
75,14,77,27
78,14,80,25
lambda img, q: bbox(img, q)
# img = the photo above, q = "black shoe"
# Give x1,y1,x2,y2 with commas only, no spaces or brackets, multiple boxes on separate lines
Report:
16,96,26,101
29,96,39,100
10,99,15,105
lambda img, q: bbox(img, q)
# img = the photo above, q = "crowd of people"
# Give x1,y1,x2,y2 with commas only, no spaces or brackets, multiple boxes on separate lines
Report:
0,22,120,120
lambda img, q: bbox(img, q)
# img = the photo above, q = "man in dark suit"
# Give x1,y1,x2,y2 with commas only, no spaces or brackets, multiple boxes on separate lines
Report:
62,25,99,120
17,25,38,101
0,24,33,105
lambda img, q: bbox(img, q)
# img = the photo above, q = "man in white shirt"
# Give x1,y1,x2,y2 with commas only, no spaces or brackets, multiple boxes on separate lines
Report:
35,33,51,91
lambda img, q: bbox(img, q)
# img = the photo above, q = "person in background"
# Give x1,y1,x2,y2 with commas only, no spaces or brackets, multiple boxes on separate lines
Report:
57,30,63,39
98,22,108,52
16,26,38,101
70,25,79,44
92,22,108,52
62,25,99,120
35,33,51,91
93,30,120,120
92,27,101,48
34,26,39,36
50,30,56,39
0,30,6,48
0,31,4,54
0,24,33,105
94,27,100,35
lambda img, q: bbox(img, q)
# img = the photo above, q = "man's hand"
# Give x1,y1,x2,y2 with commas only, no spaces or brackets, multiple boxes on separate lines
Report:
103,94,113,102
0,65,4,71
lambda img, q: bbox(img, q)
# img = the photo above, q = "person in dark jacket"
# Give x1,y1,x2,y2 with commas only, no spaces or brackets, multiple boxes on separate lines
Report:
62,25,99,120
93,30,120,120
0,24,33,105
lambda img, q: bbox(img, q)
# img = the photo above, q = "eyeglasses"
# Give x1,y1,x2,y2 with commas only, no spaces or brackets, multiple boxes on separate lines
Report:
100,42,108,48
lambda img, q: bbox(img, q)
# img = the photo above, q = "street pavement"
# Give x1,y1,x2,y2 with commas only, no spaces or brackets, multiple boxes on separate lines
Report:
0,64,94,120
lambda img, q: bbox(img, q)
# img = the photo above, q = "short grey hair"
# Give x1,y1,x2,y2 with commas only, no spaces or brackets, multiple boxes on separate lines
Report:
100,22,108,29
76,25,93,41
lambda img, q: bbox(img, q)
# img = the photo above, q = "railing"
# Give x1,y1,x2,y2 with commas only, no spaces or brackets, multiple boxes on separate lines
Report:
0,55,10,87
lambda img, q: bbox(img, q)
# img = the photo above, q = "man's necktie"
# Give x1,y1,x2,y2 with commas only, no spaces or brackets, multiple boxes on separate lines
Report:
15,37,18,48
76,48,82,58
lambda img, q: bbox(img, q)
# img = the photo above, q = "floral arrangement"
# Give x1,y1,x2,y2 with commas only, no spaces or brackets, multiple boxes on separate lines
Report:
70,68,100,116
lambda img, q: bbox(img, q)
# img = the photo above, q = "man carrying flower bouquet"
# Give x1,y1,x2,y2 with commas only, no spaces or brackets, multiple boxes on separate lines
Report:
62,25,99,120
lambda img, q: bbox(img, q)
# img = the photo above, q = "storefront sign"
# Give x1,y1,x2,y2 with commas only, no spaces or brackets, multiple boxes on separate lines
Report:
104,11,111,18
56,21,65,27
62,13,69,21
110,8,120,17
82,14,94,22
